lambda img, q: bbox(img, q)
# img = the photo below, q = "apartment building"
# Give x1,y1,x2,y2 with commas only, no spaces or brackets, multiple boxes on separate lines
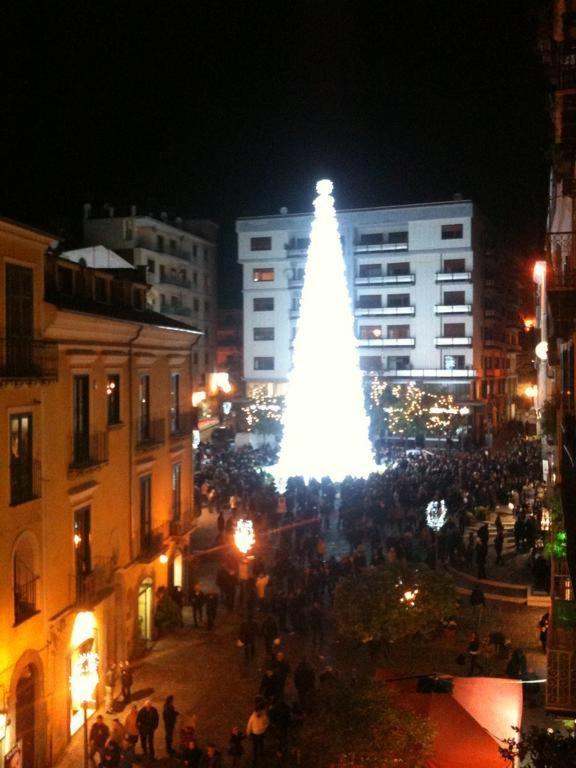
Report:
216,308,243,396
0,217,199,765
83,205,217,387
237,199,520,438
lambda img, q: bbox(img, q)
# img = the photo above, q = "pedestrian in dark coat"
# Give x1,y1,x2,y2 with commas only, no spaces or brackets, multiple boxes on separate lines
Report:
475,542,487,580
120,661,133,703
162,695,179,756
182,739,203,768
261,613,279,655
494,529,504,565
228,726,245,768
538,612,549,652
200,743,222,768
206,592,218,630
136,700,159,759
191,584,205,627
238,615,258,663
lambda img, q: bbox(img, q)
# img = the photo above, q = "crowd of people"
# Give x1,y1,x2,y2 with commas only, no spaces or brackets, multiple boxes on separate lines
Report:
86,437,548,766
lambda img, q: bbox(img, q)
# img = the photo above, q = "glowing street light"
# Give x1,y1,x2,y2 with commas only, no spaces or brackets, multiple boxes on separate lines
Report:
524,385,538,400
70,651,99,768
234,519,255,555
401,588,419,607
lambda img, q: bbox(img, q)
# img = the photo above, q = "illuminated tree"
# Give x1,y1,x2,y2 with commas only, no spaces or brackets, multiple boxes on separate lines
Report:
240,387,284,436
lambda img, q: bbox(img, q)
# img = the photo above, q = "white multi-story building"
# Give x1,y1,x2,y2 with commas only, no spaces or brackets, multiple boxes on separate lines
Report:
237,199,520,438
83,205,217,387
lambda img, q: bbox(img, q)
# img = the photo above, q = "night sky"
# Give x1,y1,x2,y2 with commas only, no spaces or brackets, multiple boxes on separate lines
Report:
1,1,550,306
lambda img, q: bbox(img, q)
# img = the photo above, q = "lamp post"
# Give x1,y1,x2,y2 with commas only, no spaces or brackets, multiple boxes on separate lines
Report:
234,519,255,609
70,651,99,768
426,500,448,568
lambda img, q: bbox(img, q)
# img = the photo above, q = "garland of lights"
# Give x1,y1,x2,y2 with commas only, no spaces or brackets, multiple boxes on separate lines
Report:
425,500,448,531
368,378,461,435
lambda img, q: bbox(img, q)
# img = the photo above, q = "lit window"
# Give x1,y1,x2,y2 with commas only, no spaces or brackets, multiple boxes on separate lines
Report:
253,268,275,282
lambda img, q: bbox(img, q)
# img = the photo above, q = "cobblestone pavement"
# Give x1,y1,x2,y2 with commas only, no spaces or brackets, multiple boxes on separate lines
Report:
57,505,557,768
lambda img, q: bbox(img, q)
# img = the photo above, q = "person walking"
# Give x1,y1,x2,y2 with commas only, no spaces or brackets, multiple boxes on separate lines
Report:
494,529,504,565
120,661,133,704
469,584,485,630
206,592,218,630
200,743,222,768
238,614,259,664
294,657,315,710
191,584,206,628
89,715,110,765
119,734,136,768
162,695,179,756
246,705,269,767
182,738,203,768
467,631,484,676
136,700,159,760
538,611,550,653
124,704,139,746
228,726,245,768
105,663,117,714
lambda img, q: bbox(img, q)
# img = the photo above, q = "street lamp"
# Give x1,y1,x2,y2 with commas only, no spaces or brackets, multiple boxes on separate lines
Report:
426,500,448,568
70,652,99,768
234,519,255,555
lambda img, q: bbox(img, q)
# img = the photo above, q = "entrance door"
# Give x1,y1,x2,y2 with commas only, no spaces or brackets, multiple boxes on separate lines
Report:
137,578,153,642
16,664,36,768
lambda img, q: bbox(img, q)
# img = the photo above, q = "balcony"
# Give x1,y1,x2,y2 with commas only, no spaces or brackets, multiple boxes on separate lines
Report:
355,241,408,253
138,521,170,560
135,417,165,449
69,432,109,471
159,273,191,289
355,305,415,316
170,410,194,439
14,568,40,626
0,338,58,383
161,303,192,317
435,304,472,314
355,274,415,286
10,459,41,506
136,237,190,261
285,240,310,257
75,554,117,607
289,277,304,288
357,337,415,347
436,271,472,282
169,514,194,537
379,368,476,379
289,308,300,319
435,337,472,346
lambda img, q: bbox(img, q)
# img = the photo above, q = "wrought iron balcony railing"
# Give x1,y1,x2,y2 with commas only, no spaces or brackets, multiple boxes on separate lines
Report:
10,458,41,506
75,554,117,607
139,521,170,559
135,417,165,449
69,431,109,470
0,338,58,382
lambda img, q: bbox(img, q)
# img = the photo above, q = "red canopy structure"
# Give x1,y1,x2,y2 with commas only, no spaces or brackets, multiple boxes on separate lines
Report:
377,672,522,768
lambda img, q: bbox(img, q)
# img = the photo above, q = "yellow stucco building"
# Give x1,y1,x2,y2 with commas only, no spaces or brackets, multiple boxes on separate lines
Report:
0,217,199,765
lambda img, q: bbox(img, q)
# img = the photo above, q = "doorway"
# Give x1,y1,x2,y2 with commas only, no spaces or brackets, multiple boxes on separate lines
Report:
137,578,153,642
16,664,36,768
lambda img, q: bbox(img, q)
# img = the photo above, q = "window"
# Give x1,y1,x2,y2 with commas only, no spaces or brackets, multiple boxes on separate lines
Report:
292,267,305,282
356,295,381,309
147,259,155,274
443,291,465,305
443,323,466,337
170,239,177,254
94,277,108,303
171,464,181,522
204,247,208,262
388,231,408,244
14,540,39,624
387,356,410,370
444,355,465,369
170,372,180,434
387,325,410,339
10,413,34,505
106,374,121,425
359,326,382,339
254,357,274,370
289,237,310,250
72,375,90,465
139,475,152,552
193,245,198,259
74,506,91,601
387,262,410,276
444,258,465,272
157,234,165,251
254,327,275,341
358,264,382,278
387,294,410,308
253,268,275,282
254,297,274,311
139,374,150,441
359,233,383,245
360,356,382,371
250,237,272,251
205,301,210,313
441,224,463,240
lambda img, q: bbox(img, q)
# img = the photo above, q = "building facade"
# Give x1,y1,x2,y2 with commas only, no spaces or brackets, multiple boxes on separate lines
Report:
0,217,199,765
83,205,217,388
216,308,243,396
237,200,520,438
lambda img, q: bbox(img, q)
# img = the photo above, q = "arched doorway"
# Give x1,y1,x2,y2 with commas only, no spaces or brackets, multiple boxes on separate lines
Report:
16,664,36,768
137,578,153,643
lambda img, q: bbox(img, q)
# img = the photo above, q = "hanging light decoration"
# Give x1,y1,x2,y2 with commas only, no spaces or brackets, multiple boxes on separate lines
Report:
234,519,255,555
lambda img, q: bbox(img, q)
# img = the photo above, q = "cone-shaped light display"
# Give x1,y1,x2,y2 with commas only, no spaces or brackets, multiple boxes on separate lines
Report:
272,179,377,489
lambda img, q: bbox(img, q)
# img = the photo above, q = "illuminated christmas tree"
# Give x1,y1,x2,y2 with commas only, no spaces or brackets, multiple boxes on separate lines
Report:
272,179,376,488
